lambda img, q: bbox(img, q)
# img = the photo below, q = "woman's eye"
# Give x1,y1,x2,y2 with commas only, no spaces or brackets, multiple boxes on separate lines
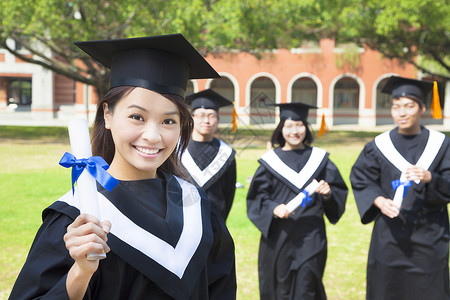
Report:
163,119,176,125
129,114,144,121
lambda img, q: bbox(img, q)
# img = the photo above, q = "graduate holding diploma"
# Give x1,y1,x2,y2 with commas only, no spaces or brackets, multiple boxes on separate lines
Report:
9,34,236,300
246,103,348,300
350,76,450,300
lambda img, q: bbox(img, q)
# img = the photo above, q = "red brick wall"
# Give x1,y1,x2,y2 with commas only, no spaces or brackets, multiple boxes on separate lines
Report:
54,74,74,105
203,39,416,110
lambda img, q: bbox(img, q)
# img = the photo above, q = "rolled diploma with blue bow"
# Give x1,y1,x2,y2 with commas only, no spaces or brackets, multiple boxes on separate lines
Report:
68,118,106,260
392,172,419,208
286,179,320,213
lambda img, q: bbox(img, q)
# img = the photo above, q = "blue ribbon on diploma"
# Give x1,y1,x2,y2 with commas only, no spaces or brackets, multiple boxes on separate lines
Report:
59,152,119,194
300,190,313,207
391,179,412,197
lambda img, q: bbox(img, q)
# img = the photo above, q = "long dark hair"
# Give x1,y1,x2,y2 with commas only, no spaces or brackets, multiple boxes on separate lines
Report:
91,86,193,179
270,118,314,148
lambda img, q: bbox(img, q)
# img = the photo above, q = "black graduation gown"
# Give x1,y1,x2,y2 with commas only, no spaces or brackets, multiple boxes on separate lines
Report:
183,138,236,220
350,127,450,300
247,147,348,300
9,173,236,300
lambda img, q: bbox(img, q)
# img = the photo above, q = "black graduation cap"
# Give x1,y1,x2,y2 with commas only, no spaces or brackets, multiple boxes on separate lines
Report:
381,76,433,103
275,102,318,121
185,89,233,111
74,34,220,98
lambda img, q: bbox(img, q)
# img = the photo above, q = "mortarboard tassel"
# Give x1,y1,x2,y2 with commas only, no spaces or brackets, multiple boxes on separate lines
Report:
431,81,442,119
318,113,329,138
232,103,238,132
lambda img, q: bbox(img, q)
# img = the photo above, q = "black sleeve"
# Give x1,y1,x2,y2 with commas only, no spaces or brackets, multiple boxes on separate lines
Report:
321,159,348,224
246,165,280,239
425,142,450,205
207,206,237,300
221,159,237,220
9,210,74,300
350,142,385,224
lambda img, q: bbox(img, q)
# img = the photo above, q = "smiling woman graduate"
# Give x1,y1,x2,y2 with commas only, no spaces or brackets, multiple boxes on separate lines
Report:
246,102,348,300
9,34,236,300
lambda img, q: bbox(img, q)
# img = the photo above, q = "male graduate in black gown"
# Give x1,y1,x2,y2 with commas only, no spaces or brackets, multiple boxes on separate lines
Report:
182,89,236,220
350,76,450,300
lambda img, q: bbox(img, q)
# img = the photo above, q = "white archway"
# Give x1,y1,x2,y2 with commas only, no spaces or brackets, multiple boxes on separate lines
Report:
373,73,397,126
205,73,239,125
287,73,323,126
329,73,366,126
287,72,323,107
245,72,281,126
245,72,281,107
372,73,397,109
205,72,240,107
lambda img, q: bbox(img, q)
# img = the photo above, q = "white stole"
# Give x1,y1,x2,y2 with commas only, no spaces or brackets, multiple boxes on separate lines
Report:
58,176,203,279
181,140,233,187
260,147,327,191
374,129,445,207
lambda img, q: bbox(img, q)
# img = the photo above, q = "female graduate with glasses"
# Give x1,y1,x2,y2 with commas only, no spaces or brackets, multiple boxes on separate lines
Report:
9,34,236,300
247,103,347,300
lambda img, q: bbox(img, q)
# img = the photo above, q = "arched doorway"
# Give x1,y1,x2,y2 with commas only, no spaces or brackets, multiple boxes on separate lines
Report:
333,77,359,125
250,76,276,125
291,77,318,124
209,77,235,124
375,77,392,125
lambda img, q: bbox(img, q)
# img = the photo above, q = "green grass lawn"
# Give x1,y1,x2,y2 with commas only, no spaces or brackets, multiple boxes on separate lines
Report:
0,126,381,299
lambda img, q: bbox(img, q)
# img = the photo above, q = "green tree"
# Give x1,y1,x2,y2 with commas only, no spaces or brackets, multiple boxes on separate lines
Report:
1,0,151,96
337,0,450,81
0,0,348,95
1,0,448,95
0,0,220,96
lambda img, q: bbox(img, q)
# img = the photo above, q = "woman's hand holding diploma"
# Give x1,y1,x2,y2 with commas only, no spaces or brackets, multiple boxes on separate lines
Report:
374,196,400,218
65,214,111,273
405,165,432,183
64,215,111,300
315,180,331,198
273,204,293,219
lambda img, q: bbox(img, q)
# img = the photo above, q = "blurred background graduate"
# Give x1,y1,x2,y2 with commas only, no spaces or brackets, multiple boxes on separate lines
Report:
9,34,236,300
246,102,348,300
350,76,450,300
182,89,236,221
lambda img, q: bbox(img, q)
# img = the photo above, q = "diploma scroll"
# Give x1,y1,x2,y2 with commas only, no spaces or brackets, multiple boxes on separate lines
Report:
286,179,320,213
392,182,404,208
68,118,106,261
392,173,418,208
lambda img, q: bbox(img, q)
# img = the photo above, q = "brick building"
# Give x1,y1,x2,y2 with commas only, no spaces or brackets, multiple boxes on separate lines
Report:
1,38,448,128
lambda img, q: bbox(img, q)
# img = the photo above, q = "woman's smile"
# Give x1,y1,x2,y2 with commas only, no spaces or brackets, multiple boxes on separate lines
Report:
104,88,181,180
134,146,161,156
